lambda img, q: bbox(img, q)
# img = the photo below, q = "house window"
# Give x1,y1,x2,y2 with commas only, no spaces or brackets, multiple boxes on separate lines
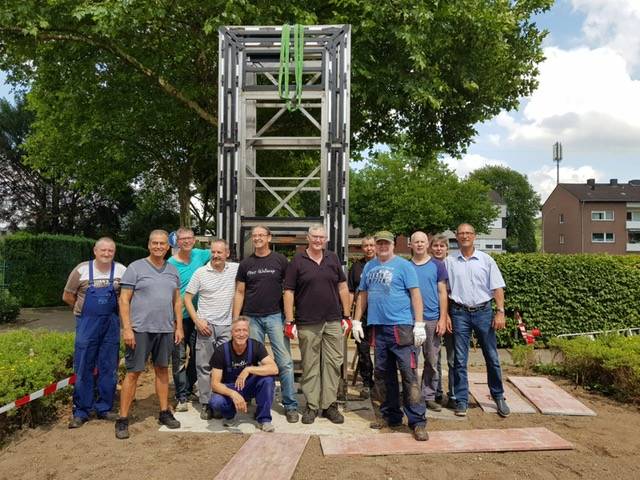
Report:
592,232,615,243
627,211,640,221
559,213,564,224
559,234,565,245
592,210,614,221
628,231,640,244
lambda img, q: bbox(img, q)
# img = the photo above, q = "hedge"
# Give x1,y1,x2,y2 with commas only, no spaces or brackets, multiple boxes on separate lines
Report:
495,253,640,345
0,290,20,323
0,233,147,307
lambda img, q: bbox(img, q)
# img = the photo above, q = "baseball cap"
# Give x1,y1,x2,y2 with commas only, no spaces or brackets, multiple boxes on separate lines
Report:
374,230,394,243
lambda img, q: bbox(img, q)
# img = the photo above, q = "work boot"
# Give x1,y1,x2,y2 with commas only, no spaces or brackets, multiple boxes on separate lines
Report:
158,410,181,429
200,404,213,420
426,400,442,412
413,425,429,441
115,417,129,439
445,397,457,410
301,406,317,424
175,400,188,412
285,409,300,423
258,422,275,432
495,398,511,418
68,416,87,429
322,403,344,424
97,411,119,421
454,403,468,417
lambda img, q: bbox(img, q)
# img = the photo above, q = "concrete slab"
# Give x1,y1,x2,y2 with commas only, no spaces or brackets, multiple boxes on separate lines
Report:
320,427,574,456
214,432,309,480
467,372,536,414
509,376,596,416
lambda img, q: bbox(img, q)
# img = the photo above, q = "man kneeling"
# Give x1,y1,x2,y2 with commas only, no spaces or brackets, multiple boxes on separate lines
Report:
209,316,279,432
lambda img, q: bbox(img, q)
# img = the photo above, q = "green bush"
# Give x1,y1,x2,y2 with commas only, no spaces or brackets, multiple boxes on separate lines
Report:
495,253,640,346
0,290,20,323
0,329,75,443
0,233,146,307
544,335,640,403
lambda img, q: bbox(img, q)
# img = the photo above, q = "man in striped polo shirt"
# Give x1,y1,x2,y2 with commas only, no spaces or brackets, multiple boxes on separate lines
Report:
184,239,239,419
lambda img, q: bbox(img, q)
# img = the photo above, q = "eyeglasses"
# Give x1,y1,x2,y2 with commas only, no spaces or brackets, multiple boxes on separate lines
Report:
178,236,195,241
456,232,475,237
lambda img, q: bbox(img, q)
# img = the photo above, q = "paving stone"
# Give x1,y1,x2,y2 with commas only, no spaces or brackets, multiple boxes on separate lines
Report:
508,376,596,416
467,372,536,414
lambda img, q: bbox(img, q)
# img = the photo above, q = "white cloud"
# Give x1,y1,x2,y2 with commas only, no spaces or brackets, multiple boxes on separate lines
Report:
443,154,507,179
529,164,603,202
572,0,640,72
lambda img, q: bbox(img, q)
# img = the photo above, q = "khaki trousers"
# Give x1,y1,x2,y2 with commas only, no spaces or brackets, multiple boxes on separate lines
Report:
297,321,343,410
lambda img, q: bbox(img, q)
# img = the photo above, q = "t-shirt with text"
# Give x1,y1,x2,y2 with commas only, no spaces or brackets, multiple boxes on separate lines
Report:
236,252,288,316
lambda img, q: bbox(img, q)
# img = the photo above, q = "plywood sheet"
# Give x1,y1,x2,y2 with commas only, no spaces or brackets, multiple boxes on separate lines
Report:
508,376,596,416
467,372,536,414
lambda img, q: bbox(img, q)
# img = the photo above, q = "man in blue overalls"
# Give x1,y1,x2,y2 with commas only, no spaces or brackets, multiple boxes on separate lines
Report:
209,316,279,432
63,237,126,428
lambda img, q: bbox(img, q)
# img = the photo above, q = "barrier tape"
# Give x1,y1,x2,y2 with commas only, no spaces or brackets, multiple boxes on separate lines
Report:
0,374,76,414
515,311,535,345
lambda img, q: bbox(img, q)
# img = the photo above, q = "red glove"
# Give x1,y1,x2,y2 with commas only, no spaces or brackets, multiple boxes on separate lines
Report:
284,322,297,340
341,316,352,336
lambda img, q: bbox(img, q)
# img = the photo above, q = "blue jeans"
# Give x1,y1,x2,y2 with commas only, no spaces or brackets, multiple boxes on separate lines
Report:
172,316,197,402
451,303,504,407
248,313,298,411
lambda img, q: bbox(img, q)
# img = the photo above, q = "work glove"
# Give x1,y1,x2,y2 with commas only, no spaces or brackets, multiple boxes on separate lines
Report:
341,315,352,336
284,322,297,340
413,322,427,347
352,320,365,343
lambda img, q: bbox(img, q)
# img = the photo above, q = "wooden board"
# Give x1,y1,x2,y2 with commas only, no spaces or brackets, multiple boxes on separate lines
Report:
320,427,573,456
467,372,536,414
508,376,596,416
215,433,310,480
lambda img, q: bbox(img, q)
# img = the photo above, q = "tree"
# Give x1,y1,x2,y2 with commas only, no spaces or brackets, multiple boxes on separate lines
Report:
0,0,552,224
350,149,497,237
468,166,541,252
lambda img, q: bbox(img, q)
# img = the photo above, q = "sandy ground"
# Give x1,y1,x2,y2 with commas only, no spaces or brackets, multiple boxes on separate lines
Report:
2,363,639,480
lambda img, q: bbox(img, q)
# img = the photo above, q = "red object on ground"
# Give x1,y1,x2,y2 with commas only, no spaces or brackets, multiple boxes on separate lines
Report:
531,328,541,337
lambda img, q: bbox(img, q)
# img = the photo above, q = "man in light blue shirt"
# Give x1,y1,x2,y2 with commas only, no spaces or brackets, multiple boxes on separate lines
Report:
445,223,510,418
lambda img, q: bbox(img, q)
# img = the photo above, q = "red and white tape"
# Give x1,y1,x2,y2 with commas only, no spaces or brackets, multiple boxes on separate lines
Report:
0,374,76,414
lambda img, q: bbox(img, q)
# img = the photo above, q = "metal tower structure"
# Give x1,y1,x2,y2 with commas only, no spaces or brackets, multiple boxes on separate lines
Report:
217,25,351,261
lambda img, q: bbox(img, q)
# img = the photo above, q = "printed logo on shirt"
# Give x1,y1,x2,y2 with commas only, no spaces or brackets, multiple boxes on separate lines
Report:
230,358,249,370
367,267,393,294
246,268,277,276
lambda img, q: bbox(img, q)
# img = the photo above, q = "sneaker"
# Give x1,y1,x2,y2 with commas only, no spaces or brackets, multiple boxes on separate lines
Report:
322,403,344,424
175,401,188,412
115,417,129,439
359,386,371,400
454,403,468,417
426,400,442,412
223,416,239,427
97,411,119,421
495,398,511,418
158,410,181,429
258,422,275,432
200,405,213,420
285,409,299,423
413,425,429,441
68,416,87,429
301,406,317,424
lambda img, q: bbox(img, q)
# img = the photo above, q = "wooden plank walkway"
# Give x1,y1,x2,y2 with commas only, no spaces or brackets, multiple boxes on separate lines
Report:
467,372,536,414
509,376,596,416
320,427,573,456
214,433,310,480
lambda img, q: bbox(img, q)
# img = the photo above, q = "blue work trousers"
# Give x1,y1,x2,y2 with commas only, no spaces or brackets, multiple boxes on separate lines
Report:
450,303,504,407
209,375,275,423
372,325,426,428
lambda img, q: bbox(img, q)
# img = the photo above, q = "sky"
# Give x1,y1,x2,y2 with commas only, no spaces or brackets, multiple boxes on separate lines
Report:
2,1,639,204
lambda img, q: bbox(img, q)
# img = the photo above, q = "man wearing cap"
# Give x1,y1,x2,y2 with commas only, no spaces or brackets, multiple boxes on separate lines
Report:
352,230,428,441
283,224,352,425
446,223,510,418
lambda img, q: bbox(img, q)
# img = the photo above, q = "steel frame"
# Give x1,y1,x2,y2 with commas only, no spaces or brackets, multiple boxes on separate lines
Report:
217,25,351,261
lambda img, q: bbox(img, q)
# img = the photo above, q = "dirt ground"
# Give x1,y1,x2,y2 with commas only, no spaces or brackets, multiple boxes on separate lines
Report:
1,365,639,480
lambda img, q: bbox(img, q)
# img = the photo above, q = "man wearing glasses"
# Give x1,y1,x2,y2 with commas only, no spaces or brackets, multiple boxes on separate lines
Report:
446,223,510,418
168,228,211,413
232,226,298,423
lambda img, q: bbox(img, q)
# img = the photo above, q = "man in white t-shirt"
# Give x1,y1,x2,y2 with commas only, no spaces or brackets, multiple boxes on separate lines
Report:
184,239,239,419
63,237,126,429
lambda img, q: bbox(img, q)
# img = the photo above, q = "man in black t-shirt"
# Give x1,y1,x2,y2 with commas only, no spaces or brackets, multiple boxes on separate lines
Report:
232,226,299,423
209,316,279,432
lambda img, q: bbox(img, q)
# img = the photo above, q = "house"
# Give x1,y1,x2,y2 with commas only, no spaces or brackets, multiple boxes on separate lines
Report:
541,178,640,254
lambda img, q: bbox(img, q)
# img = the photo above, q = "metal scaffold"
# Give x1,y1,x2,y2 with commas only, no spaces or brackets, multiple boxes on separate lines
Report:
217,24,351,262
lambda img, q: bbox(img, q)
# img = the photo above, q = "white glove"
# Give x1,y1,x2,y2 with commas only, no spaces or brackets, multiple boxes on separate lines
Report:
352,320,365,343
413,322,427,347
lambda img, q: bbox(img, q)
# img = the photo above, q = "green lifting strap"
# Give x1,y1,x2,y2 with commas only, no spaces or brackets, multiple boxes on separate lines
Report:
278,24,304,111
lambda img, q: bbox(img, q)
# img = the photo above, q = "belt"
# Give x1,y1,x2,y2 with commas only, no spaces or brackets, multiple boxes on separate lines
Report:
449,300,491,312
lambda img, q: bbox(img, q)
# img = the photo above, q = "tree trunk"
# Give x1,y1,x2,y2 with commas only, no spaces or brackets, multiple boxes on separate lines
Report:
177,168,192,228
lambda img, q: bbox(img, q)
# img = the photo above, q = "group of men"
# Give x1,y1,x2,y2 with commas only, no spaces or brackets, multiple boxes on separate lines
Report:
63,222,510,442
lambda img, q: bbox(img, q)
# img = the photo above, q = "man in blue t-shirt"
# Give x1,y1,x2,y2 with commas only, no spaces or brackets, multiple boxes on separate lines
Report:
167,228,211,412
352,231,428,441
409,231,448,412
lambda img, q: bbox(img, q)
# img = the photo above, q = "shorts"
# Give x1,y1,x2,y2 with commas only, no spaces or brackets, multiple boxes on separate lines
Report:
125,331,174,372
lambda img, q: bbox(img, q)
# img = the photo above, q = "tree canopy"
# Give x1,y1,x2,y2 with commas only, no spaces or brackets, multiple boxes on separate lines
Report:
350,148,498,236
0,0,552,226
469,165,541,252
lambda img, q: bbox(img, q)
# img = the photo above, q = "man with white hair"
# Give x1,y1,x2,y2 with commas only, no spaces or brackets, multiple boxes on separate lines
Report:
63,237,126,429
